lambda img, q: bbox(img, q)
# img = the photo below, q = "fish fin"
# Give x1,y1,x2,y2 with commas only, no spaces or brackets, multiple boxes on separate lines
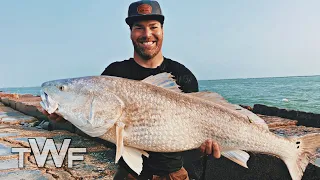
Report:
189,91,225,102
283,133,320,180
122,146,149,175
142,73,181,92
88,97,95,125
222,150,250,168
72,95,118,137
88,96,119,128
190,91,268,130
311,158,320,167
77,93,124,137
115,122,125,163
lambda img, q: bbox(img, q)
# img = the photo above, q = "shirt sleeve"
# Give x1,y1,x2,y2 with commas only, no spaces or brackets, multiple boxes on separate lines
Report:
101,62,118,76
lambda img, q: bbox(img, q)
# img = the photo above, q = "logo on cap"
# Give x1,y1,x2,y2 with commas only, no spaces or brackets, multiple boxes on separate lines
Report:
137,4,152,15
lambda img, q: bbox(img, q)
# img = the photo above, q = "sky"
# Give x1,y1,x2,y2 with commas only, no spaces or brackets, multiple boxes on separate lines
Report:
0,0,320,88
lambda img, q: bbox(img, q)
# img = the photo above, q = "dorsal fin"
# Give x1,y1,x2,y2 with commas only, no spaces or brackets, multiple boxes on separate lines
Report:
142,73,182,92
189,91,269,130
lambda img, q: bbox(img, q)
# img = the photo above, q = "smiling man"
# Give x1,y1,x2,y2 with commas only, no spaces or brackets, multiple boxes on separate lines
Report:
101,1,221,180
41,0,221,179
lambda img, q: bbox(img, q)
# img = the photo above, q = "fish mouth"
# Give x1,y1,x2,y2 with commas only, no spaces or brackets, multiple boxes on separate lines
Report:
40,90,59,114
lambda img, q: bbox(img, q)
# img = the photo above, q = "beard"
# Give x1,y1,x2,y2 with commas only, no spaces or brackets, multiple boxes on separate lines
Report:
132,37,163,60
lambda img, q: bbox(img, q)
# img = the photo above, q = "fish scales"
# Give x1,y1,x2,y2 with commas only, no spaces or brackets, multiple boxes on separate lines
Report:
100,77,289,155
40,74,320,180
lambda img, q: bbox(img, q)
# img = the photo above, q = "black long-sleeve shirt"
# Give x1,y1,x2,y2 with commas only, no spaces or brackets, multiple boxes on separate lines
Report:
101,57,204,179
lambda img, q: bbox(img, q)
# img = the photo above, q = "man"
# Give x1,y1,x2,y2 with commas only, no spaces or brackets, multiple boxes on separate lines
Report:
42,1,221,179
102,1,221,179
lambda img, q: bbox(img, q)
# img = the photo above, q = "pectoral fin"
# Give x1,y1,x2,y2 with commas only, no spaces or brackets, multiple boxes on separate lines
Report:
122,146,149,175
222,150,250,168
115,122,125,163
88,96,96,125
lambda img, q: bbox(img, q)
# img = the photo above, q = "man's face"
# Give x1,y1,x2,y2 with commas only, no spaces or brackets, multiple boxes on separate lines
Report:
130,20,163,60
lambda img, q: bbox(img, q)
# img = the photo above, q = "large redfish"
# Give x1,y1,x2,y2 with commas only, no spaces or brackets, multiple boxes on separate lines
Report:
40,73,320,180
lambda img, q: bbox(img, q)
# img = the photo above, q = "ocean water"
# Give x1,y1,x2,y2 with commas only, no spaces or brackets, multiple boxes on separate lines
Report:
199,75,320,114
0,87,41,96
1,75,319,114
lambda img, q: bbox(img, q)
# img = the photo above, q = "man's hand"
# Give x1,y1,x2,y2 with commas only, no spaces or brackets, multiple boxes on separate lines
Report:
40,108,65,122
199,139,221,158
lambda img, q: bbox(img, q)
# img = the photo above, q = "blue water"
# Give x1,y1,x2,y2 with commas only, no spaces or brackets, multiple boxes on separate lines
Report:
1,75,319,114
199,75,320,114
0,86,40,96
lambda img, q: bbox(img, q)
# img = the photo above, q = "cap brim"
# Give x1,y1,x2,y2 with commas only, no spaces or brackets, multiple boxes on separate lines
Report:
125,15,164,26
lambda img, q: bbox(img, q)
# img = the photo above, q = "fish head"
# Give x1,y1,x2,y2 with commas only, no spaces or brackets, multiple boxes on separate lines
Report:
40,76,124,137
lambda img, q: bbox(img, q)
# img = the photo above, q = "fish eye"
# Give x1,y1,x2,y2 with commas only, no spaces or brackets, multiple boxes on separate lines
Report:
58,85,67,91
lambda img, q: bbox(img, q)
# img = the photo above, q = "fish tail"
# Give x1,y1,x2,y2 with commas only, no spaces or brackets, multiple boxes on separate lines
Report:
283,133,320,180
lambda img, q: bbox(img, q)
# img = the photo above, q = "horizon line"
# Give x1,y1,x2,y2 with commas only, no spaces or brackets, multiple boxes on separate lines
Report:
198,74,320,81
0,74,319,89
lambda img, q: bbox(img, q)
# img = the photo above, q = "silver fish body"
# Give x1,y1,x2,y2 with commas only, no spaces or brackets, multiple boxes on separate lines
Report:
40,73,320,180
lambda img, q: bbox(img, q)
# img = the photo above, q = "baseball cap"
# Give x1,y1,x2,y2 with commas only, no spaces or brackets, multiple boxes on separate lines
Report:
125,0,165,26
